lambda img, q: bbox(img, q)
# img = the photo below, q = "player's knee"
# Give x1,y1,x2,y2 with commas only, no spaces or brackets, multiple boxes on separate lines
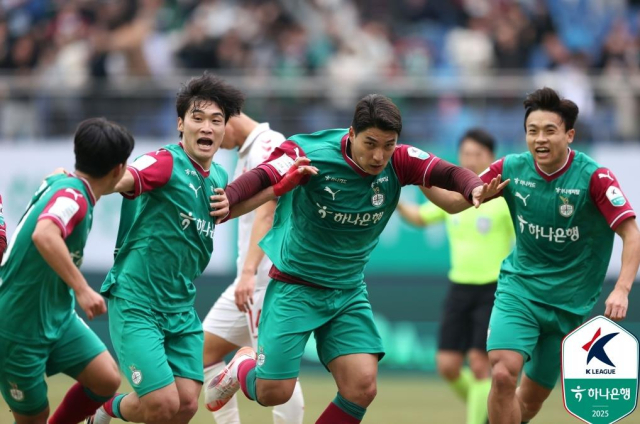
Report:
491,362,517,393
100,369,122,395
143,395,180,422
521,398,544,417
257,381,295,406
469,359,490,380
437,360,460,381
177,396,199,421
344,375,377,407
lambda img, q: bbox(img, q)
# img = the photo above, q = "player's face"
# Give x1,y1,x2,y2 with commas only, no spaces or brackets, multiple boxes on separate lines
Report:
349,126,398,175
458,139,494,175
525,110,574,173
178,101,226,167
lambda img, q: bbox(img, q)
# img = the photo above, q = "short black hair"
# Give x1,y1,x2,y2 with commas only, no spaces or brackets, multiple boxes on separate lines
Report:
523,87,579,131
351,94,402,136
176,72,245,137
459,128,495,154
74,118,135,178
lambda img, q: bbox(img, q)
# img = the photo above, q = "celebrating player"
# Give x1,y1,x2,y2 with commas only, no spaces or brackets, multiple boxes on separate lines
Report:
397,128,514,424
0,118,134,424
202,113,305,424
207,94,507,424
420,87,640,424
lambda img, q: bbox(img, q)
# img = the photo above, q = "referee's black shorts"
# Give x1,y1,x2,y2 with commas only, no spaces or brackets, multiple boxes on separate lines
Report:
437,281,497,353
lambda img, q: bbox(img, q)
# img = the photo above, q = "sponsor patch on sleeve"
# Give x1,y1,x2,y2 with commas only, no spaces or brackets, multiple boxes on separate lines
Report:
606,186,627,207
131,155,157,172
48,196,81,226
407,147,430,160
267,153,295,176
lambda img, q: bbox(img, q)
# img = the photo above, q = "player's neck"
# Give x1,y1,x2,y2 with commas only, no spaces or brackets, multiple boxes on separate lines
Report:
74,171,104,201
535,150,570,175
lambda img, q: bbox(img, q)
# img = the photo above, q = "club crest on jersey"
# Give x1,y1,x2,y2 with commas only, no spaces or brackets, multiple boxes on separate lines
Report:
606,186,626,207
371,186,385,207
129,366,143,386
559,196,574,218
9,382,24,401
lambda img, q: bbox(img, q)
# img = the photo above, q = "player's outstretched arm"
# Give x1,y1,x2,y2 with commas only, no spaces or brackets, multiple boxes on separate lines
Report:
396,202,428,227
108,169,135,194
604,218,640,321
235,200,276,312
420,174,508,214
32,220,106,320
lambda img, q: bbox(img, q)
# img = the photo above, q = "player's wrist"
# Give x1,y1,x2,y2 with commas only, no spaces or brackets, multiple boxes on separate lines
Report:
241,268,257,275
614,282,632,295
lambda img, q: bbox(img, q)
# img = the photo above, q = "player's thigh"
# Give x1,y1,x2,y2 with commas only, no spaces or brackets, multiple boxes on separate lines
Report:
0,336,49,416
438,282,474,352
518,372,553,407
202,280,253,348
47,313,108,380
256,280,327,380
164,307,205,385
470,282,497,352
108,296,175,397
203,332,239,366
12,407,50,424
487,291,541,361
524,309,585,390
315,285,384,370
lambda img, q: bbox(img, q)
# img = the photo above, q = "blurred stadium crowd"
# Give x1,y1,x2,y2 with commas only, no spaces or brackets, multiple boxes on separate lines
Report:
1,0,640,145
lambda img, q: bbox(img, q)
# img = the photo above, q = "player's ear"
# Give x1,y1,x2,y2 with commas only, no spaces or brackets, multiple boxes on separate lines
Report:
567,128,575,144
349,126,356,140
177,117,184,133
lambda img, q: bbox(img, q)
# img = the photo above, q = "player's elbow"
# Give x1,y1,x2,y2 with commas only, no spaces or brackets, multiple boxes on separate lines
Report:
31,227,52,249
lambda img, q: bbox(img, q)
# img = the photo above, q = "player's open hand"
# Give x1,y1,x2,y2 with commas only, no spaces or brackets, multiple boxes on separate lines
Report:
604,286,629,321
471,174,510,208
210,188,230,224
273,157,319,196
235,270,256,313
75,287,107,320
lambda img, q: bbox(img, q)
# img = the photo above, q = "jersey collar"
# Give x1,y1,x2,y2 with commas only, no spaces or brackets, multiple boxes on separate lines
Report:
179,142,211,177
70,173,97,206
239,122,271,156
534,148,574,182
341,134,370,178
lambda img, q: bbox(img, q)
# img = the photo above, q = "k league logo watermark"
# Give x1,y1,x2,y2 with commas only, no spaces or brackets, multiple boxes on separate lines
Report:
562,316,639,423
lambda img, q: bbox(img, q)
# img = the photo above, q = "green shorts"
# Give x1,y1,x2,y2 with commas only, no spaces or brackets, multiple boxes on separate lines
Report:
256,280,385,380
0,313,106,415
108,296,204,397
487,291,586,389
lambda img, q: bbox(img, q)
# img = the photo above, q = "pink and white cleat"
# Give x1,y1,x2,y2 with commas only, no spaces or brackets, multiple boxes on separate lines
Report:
205,346,257,411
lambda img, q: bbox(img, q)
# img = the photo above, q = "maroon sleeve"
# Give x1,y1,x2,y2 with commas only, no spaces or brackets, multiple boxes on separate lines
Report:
37,188,89,239
478,158,506,199
391,145,441,187
123,149,174,199
589,168,636,231
225,168,272,207
257,140,308,185
429,159,484,201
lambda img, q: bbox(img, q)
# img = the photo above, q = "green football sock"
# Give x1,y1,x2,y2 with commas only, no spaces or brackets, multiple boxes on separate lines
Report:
466,377,491,424
449,367,473,401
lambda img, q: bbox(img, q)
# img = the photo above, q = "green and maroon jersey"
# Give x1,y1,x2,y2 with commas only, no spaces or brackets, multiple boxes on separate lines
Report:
481,149,636,316
0,173,95,343
101,143,228,312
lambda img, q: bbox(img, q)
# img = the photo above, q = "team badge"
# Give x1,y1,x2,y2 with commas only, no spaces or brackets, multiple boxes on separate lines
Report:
9,382,24,401
129,365,143,386
606,186,626,207
257,346,266,367
559,196,574,218
371,186,385,207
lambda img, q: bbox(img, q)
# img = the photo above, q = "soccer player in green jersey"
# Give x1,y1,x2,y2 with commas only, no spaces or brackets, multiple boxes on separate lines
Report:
206,94,507,424
0,194,6,263
420,87,640,424
0,118,134,424
86,74,244,424
397,128,514,424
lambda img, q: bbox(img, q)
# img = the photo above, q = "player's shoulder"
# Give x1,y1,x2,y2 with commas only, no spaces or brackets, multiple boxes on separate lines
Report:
503,151,533,167
393,144,432,160
288,128,348,154
571,149,601,174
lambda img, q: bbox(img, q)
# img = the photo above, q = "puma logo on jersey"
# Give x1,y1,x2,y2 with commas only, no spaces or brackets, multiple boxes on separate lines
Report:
515,192,530,206
598,170,613,181
189,183,202,198
64,188,82,201
294,147,301,159
324,186,341,200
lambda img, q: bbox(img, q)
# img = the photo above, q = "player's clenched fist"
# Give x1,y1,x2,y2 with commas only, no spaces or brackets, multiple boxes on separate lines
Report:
273,157,319,196
75,287,107,320
210,188,230,222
